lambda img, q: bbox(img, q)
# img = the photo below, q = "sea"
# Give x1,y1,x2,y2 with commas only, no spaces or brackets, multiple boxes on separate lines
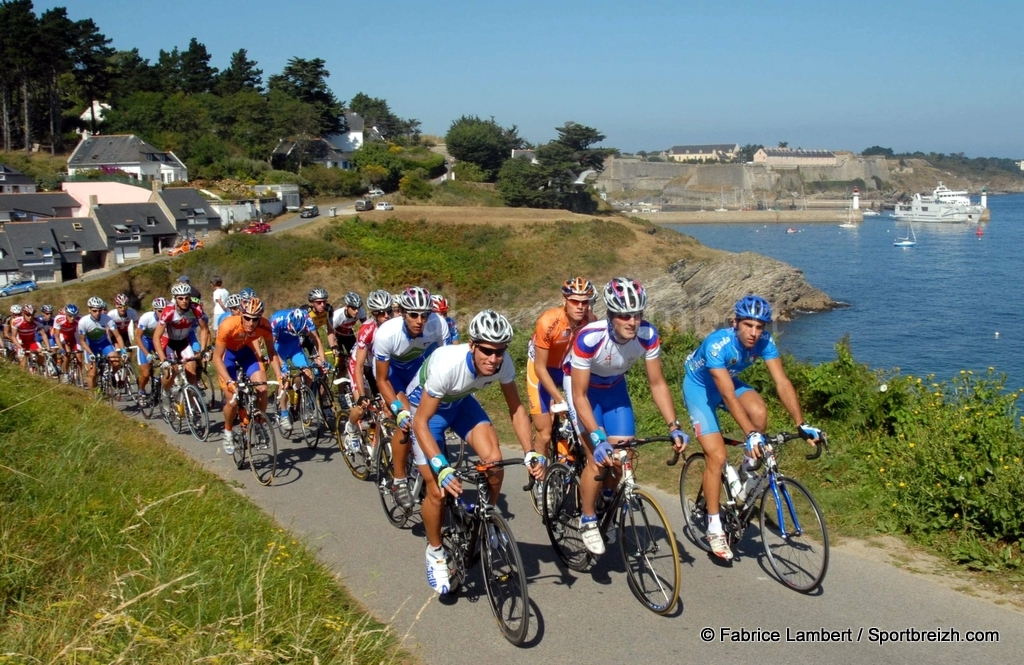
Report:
668,193,1024,389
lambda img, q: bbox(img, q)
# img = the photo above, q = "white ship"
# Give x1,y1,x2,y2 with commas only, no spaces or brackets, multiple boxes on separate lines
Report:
892,182,986,223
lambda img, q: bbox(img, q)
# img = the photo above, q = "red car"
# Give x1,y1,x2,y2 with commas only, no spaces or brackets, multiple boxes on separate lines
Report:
241,221,272,234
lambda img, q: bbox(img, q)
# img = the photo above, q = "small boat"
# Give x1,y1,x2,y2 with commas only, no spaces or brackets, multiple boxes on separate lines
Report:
786,227,798,234
862,210,880,217
893,222,917,247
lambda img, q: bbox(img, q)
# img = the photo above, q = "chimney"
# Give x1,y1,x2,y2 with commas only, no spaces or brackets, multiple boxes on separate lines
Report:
89,195,99,209
152,179,163,193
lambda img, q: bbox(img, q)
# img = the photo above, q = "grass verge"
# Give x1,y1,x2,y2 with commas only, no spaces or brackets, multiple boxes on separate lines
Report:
0,364,408,663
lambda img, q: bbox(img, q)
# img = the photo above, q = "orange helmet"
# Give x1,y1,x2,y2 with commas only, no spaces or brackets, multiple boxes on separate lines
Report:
561,277,595,299
240,297,264,316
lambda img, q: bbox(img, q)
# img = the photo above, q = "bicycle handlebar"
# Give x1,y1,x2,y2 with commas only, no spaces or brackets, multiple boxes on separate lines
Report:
593,437,671,481
664,431,828,467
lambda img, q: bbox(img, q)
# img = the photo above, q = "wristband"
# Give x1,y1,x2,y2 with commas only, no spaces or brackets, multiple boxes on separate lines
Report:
390,399,403,415
589,429,608,445
429,454,450,474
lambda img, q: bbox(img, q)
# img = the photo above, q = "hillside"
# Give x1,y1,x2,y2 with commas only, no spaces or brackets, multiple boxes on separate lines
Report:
32,208,835,333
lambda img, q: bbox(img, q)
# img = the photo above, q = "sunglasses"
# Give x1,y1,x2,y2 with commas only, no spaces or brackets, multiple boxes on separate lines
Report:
174,296,190,300
89,308,101,313
475,345,506,357
312,300,326,306
614,312,644,321
242,315,259,322
405,311,429,319
567,298,591,306
372,310,390,317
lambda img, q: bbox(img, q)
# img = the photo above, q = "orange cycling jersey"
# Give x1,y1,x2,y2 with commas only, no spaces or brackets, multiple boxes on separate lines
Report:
529,307,594,368
217,314,275,353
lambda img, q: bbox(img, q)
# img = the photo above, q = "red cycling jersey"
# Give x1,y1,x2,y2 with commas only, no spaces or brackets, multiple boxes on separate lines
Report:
347,319,378,383
158,303,205,341
10,315,39,341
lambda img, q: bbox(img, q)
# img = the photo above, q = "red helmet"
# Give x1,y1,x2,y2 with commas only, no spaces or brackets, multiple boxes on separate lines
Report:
431,294,449,315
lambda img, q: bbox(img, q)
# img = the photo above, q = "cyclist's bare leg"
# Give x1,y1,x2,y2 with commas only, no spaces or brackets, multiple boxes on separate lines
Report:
530,412,552,459
465,422,503,503
420,463,446,548
698,432,728,516
184,358,199,385
579,435,627,515
391,426,410,480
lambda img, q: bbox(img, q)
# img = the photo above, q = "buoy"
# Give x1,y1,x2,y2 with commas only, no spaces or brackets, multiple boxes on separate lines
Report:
976,226,983,237
995,332,1000,338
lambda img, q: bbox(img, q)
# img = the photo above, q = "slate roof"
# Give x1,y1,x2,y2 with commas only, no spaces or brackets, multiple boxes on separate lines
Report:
761,148,835,158
93,202,177,238
48,217,107,252
2,221,60,267
0,228,18,271
344,111,365,133
68,134,185,169
0,163,35,187
0,192,80,217
155,189,222,229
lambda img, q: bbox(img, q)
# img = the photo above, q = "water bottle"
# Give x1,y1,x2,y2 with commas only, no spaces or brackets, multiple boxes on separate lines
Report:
725,464,742,500
737,474,759,505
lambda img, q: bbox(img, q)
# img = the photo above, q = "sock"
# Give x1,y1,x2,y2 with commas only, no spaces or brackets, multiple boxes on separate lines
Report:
426,544,444,558
581,513,597,524
707,513,723,533
601,488,615,502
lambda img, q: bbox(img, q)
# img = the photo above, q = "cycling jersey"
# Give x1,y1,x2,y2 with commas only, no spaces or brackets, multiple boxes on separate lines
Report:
53,313,79,338
372,313,450,388
216,314,275,353
406,344,514,465
305,302,335,330
106,308,139,334
10,314,39,341
134,311,160,364
445,317,460,343
526,307,594,415
331,306,366,337
569,320,660,388
270,309,315,370
158,303,205,341
77,313,115,358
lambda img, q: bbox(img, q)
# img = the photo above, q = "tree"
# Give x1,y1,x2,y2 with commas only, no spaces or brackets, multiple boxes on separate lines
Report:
218,49,263,95
0,0,40,153
179,38,217,94
777,141,789,148
107,49,160,103
155,47,182,93
37,7,75,153
349,91,420,143
267,57,345,136
496,155,552,208
67,17,112,138
352,141,403,190
738,143,763,162
862,145,894,157
445,115,523,181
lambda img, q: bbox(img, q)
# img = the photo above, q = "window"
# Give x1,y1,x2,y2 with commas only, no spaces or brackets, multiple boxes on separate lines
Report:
194,208,205,215
72,222,83,230
146,217,156,227
41,247,53,258
0,174,6,181
113,224,129,234
23,247,34,256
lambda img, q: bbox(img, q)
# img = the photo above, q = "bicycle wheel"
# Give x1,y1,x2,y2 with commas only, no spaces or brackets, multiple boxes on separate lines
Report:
44,355,60,380
445,429,468,469
246,410,277,486
679,452,718,553
336,410,370,480
481,512,531,645
375,419,408,528
183,384,210,441
297,385,322,448
168,390,186,434
121,363,140,406
618,489,681,615
200,364,219,410
759,475,829,593
543,463,594,572
232,420,248,471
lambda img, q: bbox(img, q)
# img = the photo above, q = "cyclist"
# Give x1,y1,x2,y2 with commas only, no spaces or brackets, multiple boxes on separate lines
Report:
106,294,139,354
372,286,450,510
177,275,202,301
400,310,545,593
302,287,338,359
11,304,48,372
682,294,822,561
431,295,459,343
342,290,394,451
153,282,211,409
134,297,166,402
214,297,283,456
270,307,327,433
37,304,57,351
76,297,119,390
331,291,366,359
568,277,688,556
526,277,596,507
216,294,241,328
390,292,403,317
53,304,82,380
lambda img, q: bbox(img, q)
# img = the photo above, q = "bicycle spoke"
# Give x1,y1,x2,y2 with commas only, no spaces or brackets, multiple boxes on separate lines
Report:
247,410,277,486
619,489,680,614
543,463,593,572
183,385,209,441
759,475,829,593
481,513,530,645
679,453,715,552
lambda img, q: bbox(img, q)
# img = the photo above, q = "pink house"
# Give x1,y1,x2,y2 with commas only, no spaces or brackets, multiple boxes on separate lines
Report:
61,180,153,217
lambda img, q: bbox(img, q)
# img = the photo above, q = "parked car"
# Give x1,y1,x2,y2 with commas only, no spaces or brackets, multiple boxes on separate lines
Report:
167,238,204,256
367,188,384,198
241,221,272,234
299,205,319,218
354,199,374,211
0,277,38,297
375,201,394,211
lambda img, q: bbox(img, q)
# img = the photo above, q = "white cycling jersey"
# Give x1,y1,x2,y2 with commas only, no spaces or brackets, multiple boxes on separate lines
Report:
77,313,113,342
331,306,366,336
137,311,159,338
106,307,139,333
569,319,661,388
372,313,450,376
406,344,515,402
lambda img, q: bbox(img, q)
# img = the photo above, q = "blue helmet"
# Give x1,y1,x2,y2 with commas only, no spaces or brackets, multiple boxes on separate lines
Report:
287,308,310,335
239,287,256,302
734,295,772,323
64,303,79,316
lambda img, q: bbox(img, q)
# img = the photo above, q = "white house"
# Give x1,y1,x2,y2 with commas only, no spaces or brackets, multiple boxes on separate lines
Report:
67,134,188,183
668,144,740,163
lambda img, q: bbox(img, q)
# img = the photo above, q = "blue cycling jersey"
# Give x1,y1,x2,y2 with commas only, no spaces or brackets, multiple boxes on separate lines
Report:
684,327,780,388
270,308,313,345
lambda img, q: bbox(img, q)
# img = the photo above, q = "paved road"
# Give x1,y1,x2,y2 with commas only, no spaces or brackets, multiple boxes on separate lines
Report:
120,397,1022,664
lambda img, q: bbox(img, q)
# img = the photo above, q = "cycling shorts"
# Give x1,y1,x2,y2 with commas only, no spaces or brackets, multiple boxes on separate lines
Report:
526,359,564,416
337,333,357,357
86,337,115,361
388,364,419,396
110,328,131,349
564,372,635,438
682,375,755,437
137,335,156,365
221,347,262,392
58,332,79,352
275,338,310,372
18,337,41,353
164,334,198,362
408,392,490,466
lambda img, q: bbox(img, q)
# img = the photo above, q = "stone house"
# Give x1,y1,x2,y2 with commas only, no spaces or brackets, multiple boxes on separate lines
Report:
753,148,837,167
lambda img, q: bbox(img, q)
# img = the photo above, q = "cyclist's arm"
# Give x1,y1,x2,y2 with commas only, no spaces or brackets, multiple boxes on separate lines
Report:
500,380,537,456
765,357,808,433
352,346,370,396
152,322,168,362
213,339,232,386
197,317,211,351
375,358,397,405
710,367,758,436
644,356,680,428
570,365,601,437
133,324,146,354
309,331,326,362
532,346,564,403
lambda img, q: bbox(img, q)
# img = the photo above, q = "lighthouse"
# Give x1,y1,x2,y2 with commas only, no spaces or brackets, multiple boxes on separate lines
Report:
852,186,860,210
981,186,987,209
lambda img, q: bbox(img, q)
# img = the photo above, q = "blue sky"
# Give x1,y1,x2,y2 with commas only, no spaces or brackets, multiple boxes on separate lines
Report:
54,0,1024,157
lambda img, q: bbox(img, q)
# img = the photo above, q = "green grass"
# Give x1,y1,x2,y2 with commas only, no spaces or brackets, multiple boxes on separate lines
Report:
0,364,407,663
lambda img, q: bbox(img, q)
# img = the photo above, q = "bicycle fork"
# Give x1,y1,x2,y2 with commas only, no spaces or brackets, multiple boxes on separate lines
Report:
767,476,804,539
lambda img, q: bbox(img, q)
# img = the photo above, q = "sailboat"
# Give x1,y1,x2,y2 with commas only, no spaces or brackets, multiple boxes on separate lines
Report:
839,207,858,229
715,187,727,212
893,222,917,248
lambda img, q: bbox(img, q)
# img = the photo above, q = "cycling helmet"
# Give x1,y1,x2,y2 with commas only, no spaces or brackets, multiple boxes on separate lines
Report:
87,296,105,310
308,286,329,303
366,289,393,312
113,293,129,307
21,304,34,316
562,277,596,299
177,275,190,283
468,310,513,344
286,308,311,334
399,286,432,313
603,277,647,315
343,291,362,308
240,297,264,316
225,293,242,309
431,294,449,314
41,304,54,314
239,287,256,301
734,295,772,323
64,304,79,317
170,282,192,297
151,297,168,311
10,304,22,315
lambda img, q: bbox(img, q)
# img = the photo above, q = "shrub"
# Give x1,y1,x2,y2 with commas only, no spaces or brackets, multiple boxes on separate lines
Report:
399,168,433,199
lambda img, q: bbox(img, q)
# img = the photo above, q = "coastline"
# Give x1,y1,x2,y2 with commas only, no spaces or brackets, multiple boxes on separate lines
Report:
642,209,864,224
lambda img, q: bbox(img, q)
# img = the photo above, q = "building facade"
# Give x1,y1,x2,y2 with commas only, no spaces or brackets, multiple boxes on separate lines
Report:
753,148,837,167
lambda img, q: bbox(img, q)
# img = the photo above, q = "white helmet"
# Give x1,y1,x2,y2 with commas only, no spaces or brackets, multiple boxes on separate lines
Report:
399,286,432,313
10,304,22,315
87,296,105,310
366,289,393,312
603,277,647,315
225,293,242,309
468,310,513,344
170,282,192,297
151,297,168,311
